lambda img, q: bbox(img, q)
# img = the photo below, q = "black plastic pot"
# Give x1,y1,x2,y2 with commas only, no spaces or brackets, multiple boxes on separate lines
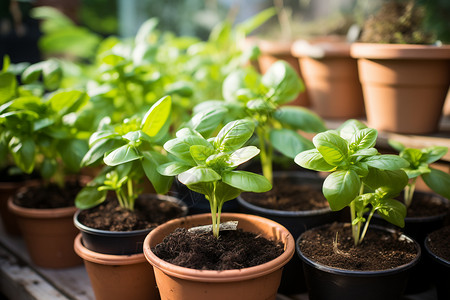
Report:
424,226,450,300
174,178,239,215
237,171,340,294
296,224,421,300
74,194,188,255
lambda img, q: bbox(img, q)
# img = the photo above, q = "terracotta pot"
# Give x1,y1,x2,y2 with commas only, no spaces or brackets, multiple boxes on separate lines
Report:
351,43,450,134
74,234,158,300
297,223,421,300
143,213,295,300
291,38,364,119
251,38,309,107
8,195,82,268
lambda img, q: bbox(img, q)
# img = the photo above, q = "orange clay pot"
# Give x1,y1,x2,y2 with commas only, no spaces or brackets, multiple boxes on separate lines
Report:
8,196,82,268
291,38,365,119
74,234,159,300
351,43,450,134
143,213,295,300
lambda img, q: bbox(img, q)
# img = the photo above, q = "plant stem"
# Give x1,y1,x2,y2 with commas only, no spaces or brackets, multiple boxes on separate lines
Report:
127,179,134,211
210,182,220,238
349,200,359,246
359,207,376,244
404,178,416,209
257,127,273,185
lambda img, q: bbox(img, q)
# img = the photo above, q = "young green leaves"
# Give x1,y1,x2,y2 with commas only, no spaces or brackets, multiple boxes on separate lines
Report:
158,119,272,237
389,140,450,208
295,119,409,245
76,96,173,211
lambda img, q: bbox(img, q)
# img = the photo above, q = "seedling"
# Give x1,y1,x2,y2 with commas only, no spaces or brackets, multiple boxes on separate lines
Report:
295,119,410,245
158,119,272,237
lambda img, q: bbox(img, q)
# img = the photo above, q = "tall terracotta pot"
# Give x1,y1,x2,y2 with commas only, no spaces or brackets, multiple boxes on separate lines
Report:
8,195,82,268
291,38,364,119
351,43,450,134
143,213,295,300
74,234,158,300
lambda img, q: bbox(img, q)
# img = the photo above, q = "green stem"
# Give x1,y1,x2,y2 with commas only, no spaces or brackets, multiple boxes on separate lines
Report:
127,179,134,211
359,207,376,244
210,182,220,238
349,201,359,246
257,127,273,185
404,178,416,209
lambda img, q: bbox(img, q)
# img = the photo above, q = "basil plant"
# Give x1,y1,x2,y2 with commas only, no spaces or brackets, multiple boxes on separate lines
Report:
75,96,173,211
295,120,410,245
193,61,326,184
158,119,272,238
388,141,450,209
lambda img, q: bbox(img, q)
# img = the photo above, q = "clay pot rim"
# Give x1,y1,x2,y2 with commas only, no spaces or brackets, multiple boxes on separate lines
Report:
73,193,188,236
143,212,295,282
291,39,351,58
74,234,147,265
8,196,77,218
350,43,450,59
296,223,422,276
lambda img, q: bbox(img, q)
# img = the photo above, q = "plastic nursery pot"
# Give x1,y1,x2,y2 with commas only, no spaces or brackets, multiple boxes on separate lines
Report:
350,43,450,134
74,194,188,255
7,196,82,268
424,226,450,300
143,213,295,300
74,234,158,300
296,224,421,300
237,171,340,294
174,178,239,215
291,38,364,119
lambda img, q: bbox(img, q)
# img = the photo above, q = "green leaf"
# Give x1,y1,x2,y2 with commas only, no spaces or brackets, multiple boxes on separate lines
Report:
350,128,377,150
323,170,360,211
401,148,422,168
40,157,57,179
186,182,214,198
274,106,326,132
187,106,226,138
213,119,255,152
422,168,450,199
270,128,314,158
337,119,368,141
141,151,173,194
222,68,260,103
364,169,408,198
21,61,45,84
376,198,406,228
9,136,35,174
227,146,260,167
157,161,191,176
388,140,406,152
75,186,107,210
363,155,409,170
261,61,303,105
294,149,335,172
42,59,62,90
221,170,272,193
104,144,142,166
178,166,221,186
81,139,123,167
164,135,212,164
422,146,448,164
88,130,119,146
141,96,172,138
49,90,87,116
190,145,216,165
351,148,379,158
0,72,17,103
135,18,159,45
215,181,242,203
313,131,348,166
58,139,88,172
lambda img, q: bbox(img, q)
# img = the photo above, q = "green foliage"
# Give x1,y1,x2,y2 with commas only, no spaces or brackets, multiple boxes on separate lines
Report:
389,140,450,208
295,119,409,245
76,96,173,211
158,119,271,238
194,61,326,184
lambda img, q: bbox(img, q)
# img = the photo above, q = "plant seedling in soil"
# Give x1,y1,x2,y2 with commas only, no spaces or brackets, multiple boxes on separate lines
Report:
295,119,410,245
158,119,272,238
388,140,450,209
75,95,173,211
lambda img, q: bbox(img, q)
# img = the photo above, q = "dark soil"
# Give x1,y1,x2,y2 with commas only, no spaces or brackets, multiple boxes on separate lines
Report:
12,180,82,209
241,179,328,211
402,193,449,218
152,228,284,270
427,225,450,262
0,166,40,183
77,195,185,231
299,223,418,271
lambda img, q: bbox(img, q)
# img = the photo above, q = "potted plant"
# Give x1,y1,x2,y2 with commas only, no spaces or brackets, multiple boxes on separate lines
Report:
294,119,421,299
144,119,295,300
424,225,450,300
2,59,90,268
350,0,450,134
73,95,188,300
